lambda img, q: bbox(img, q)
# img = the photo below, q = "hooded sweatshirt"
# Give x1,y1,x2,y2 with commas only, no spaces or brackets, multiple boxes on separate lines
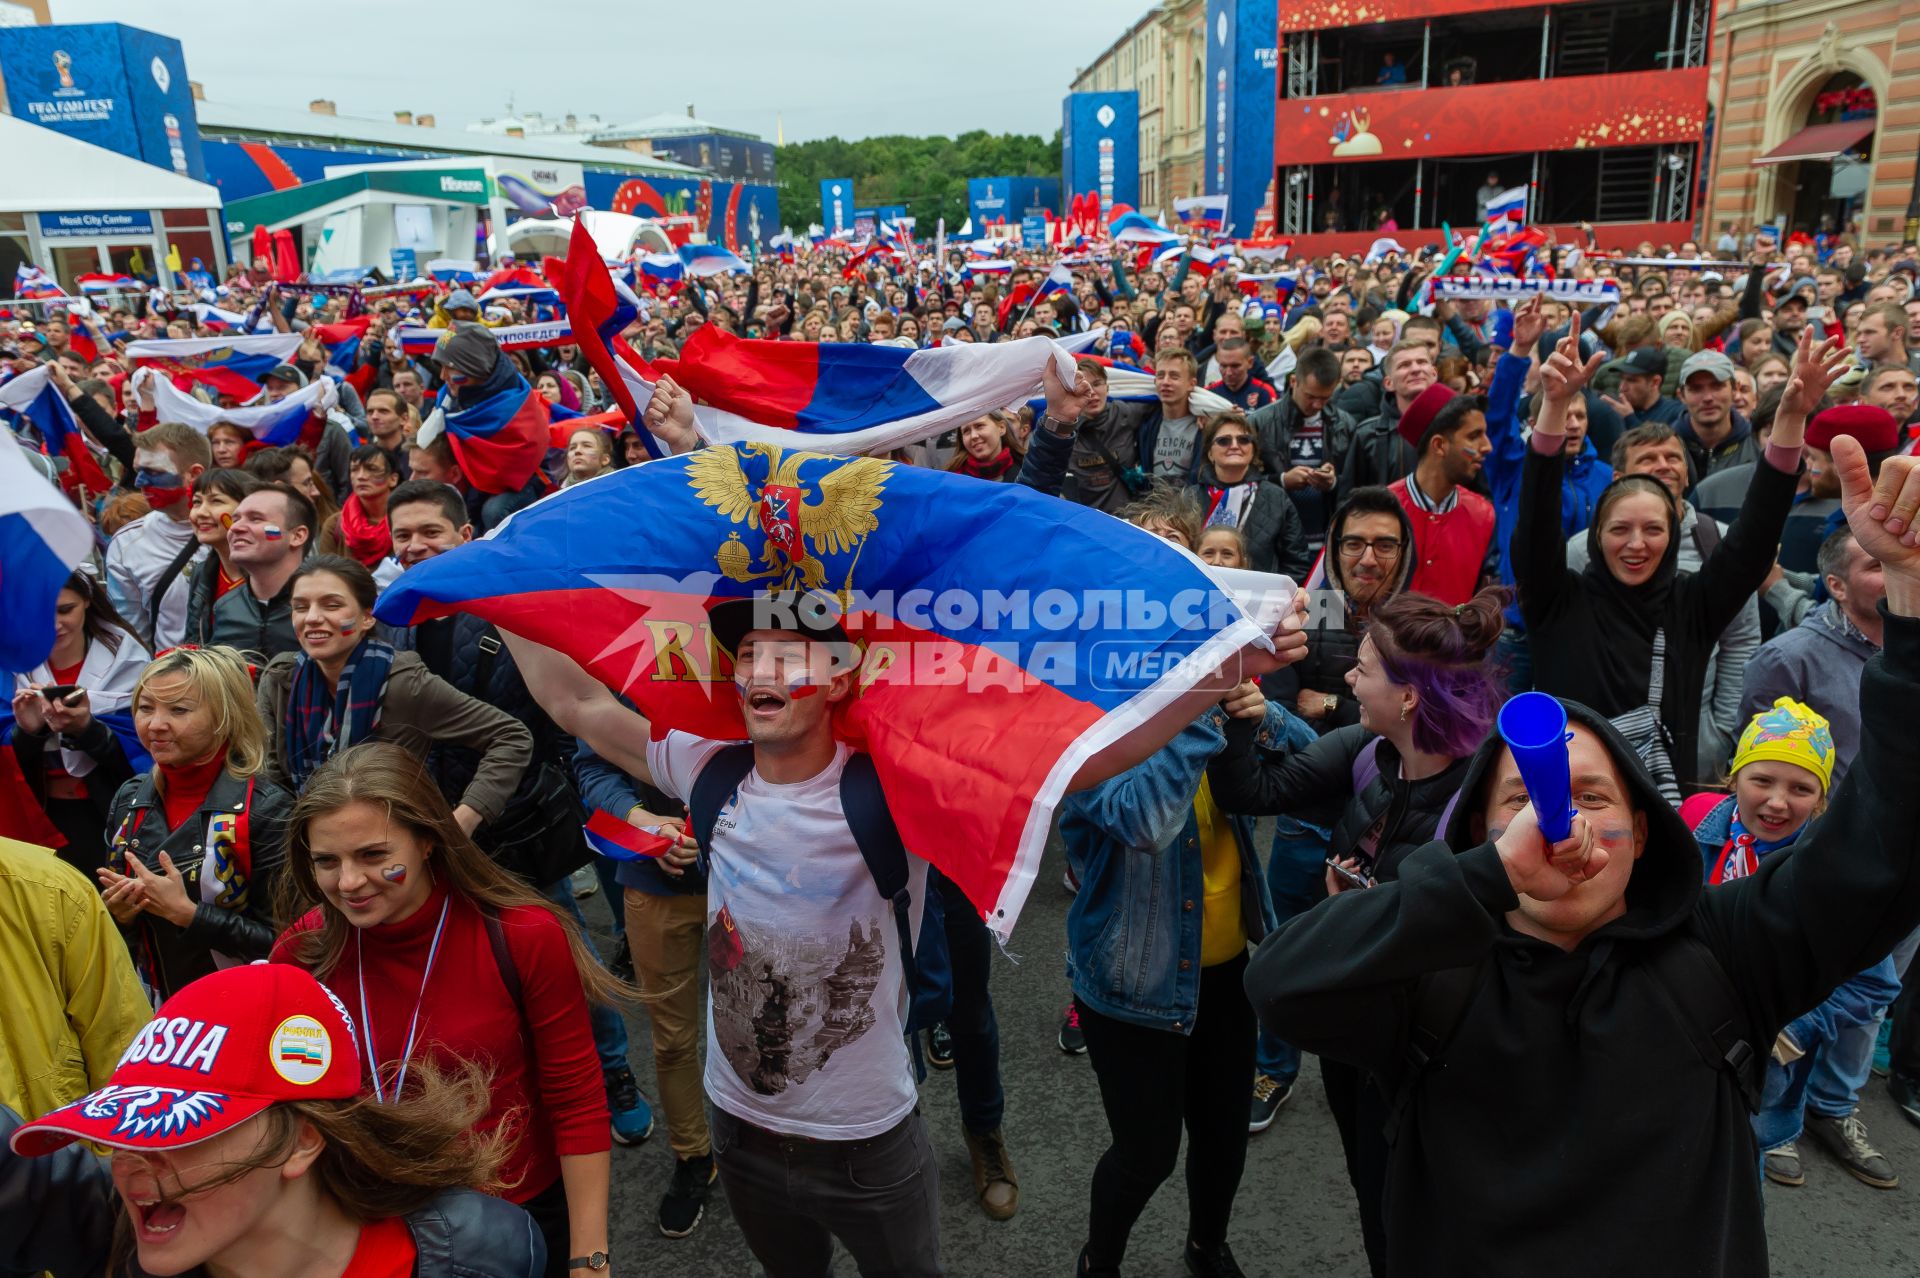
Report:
1242,612,1920,1277
1512,436,1795,790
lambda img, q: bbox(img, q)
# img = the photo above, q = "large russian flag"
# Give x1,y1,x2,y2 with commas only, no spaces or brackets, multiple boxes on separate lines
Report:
421,372,551,493
374,446,1278,937
1109,212,1182,245
127,333,304,402
0,427,93,671
129,367,337,447
678,244,748,277
638,323,1100,457
0,366,111,494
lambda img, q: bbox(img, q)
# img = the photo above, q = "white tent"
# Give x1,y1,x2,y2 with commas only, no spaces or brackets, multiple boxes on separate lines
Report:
0,113,222,214
498,211,674,262
1,114,227,294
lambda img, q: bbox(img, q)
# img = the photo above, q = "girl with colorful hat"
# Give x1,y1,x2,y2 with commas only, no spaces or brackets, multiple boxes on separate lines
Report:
1681,697,1904,1191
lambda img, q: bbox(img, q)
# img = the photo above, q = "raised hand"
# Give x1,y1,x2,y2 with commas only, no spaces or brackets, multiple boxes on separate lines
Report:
642,374,700,455
1509,295,1548,357
1834,435,1920,573
1495,807,1608,902
1779,329,1852,422
1539,330,1604,406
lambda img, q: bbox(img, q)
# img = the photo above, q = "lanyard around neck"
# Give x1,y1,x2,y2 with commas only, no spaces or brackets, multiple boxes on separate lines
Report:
356,895,451,1103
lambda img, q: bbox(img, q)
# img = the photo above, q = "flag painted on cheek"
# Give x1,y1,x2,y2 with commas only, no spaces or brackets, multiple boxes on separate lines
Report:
373,445,1273,939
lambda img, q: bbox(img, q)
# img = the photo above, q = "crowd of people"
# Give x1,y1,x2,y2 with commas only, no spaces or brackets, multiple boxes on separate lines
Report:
6,213,1920,1278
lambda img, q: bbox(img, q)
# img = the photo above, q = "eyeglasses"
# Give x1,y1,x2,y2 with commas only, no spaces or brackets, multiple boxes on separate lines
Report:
1337,536,1404,559
1212,434,1253,447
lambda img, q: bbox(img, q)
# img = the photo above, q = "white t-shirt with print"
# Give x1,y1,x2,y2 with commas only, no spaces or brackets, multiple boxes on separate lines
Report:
647,731,926,1140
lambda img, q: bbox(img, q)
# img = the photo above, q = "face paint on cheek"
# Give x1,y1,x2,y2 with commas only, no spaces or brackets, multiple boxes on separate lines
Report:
218,512,234,529
263,525,283,540
381,865,406,883
1595,827,1633,848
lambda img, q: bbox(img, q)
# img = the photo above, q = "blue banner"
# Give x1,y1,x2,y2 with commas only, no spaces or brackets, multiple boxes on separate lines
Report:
1061,92,1140,215
820,178,855,233
1205,0,1278,238
38,209,154,239
0,23,205,182
969,177,1060,233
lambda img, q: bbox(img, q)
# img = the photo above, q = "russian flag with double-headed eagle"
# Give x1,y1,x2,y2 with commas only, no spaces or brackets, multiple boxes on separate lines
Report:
373,444,1277,938
126,333,304,402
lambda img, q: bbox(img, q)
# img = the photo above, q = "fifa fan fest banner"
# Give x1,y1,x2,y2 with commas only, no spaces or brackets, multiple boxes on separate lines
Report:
1205,0,1278,239
0,22,206,181
1062,92,1140,216
1273,69,1709,167
1430,277,1622,304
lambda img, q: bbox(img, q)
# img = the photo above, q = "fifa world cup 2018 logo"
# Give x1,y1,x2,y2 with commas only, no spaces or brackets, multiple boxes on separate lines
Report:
53,50,75,90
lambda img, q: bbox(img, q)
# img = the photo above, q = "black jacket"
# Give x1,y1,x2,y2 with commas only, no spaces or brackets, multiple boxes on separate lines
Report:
207,576,300,664
1241,650,1920,1277
1262,493,1418,733
1513,443,1794,788
1186,471,1311,579
105,766,292,1001
1246,392,1360,544
1340,409,1417,507
1210,724,1472,883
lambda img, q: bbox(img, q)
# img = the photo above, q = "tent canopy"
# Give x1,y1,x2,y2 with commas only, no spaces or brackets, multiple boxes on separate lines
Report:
0,113,223,215
1753,119,1876,167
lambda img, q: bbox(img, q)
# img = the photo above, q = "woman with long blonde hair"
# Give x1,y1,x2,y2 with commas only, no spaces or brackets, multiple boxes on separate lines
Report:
99,644,293,1000
272,742,620,1278
8,962,545,1277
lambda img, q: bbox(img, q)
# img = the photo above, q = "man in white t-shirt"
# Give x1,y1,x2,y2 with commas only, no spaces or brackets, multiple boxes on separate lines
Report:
503,365,1309,1275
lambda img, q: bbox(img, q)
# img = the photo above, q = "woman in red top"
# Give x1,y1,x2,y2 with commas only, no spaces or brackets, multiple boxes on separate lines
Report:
274,742,618,1278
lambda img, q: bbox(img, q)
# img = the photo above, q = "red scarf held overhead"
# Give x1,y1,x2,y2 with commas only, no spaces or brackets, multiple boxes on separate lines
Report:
959,448,1014,481
337,495,392,568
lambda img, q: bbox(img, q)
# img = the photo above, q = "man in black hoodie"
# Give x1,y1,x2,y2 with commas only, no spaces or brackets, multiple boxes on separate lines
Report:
1244,430,1920,1277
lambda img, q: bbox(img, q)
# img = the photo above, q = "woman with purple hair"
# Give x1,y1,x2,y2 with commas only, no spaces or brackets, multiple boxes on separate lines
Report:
1206,584,1507,1278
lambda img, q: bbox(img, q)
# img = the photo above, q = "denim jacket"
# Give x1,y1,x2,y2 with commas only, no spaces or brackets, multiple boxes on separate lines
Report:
1061,700,1312,1034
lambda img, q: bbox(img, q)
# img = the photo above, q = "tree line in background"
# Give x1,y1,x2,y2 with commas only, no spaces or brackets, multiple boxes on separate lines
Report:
774,131,1061,236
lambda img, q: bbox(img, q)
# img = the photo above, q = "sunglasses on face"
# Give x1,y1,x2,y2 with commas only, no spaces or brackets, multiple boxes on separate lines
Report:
1212,435,1253,447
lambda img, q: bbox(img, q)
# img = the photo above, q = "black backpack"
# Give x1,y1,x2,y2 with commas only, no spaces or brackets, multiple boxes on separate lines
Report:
687,746,954,1047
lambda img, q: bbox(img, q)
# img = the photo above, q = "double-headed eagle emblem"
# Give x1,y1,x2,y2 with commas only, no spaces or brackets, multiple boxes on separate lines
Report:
687,442,891,595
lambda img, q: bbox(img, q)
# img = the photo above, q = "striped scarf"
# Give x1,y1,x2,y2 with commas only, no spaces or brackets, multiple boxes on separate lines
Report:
1607,627,1681,807
283,639,395,791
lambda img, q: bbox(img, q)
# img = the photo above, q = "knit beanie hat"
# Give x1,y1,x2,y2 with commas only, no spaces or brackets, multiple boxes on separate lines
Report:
1730,697,1835,793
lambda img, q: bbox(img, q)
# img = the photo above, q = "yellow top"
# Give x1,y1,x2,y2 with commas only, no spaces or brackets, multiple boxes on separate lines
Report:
0,837,151,1120
1194,777,1248,967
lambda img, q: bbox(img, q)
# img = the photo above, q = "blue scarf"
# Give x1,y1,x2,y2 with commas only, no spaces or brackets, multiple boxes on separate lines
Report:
283,639,395,791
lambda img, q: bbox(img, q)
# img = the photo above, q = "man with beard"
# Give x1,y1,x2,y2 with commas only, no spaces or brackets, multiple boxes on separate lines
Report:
1387,383,1495,606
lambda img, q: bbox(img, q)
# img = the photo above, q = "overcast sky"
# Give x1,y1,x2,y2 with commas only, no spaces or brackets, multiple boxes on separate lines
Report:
56,0,1135,142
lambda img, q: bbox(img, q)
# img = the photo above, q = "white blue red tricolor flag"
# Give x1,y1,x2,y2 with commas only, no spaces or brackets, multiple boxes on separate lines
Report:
419,372,552,493
129,367,339,447
12,265,61,301
126,333,304,402
1484,186,1527,230
1109,212,1182,245
0,366,110,493
0,426,92,671
678,244,749,277
1173,194,1229,232
374,446,1276,937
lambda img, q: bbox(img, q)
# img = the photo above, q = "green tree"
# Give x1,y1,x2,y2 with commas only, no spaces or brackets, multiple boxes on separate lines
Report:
774,131,1061,234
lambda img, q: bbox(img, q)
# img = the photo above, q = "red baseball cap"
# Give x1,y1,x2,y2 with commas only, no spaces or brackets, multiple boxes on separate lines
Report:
10,963,362,1157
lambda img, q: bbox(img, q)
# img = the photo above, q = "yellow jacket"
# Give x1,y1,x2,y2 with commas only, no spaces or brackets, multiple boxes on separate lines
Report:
0,838,151,1119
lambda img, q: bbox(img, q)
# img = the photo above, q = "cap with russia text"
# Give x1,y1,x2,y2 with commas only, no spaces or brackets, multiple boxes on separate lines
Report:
9,963,362,1158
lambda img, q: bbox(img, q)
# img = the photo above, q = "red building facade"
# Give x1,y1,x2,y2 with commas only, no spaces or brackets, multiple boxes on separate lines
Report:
1274,0,1713,256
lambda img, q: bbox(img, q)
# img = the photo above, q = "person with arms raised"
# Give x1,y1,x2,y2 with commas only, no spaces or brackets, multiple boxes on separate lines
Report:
1243,343,1920,1278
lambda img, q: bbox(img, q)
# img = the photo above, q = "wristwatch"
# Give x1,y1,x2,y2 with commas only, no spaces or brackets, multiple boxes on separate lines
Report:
568,1252,610,1272
1322,693,1340,716
1041,413,1078,439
